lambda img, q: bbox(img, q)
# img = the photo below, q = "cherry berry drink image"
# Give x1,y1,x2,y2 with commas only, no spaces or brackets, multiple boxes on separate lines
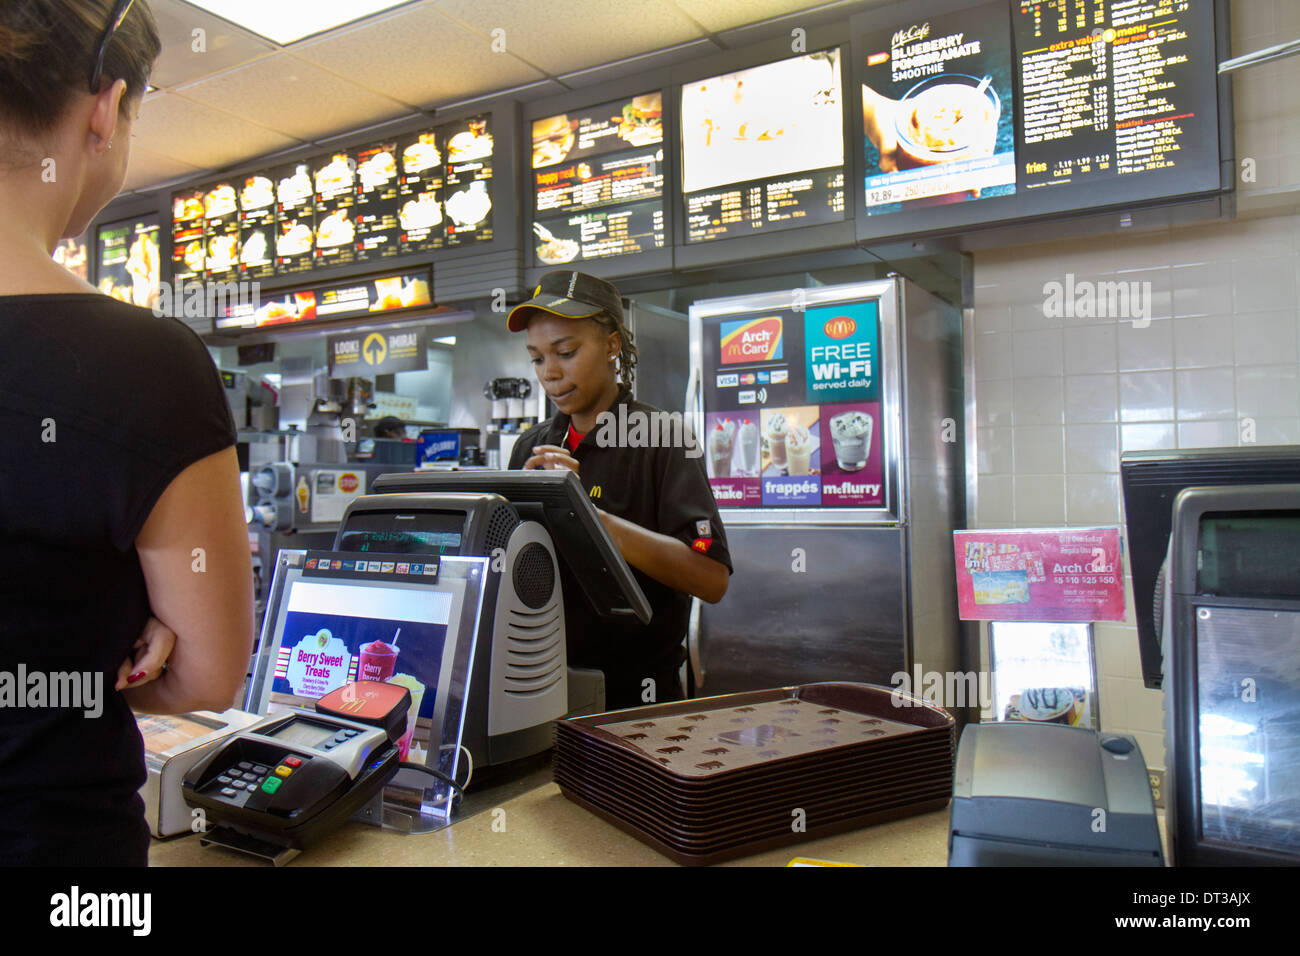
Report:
359,628,400,682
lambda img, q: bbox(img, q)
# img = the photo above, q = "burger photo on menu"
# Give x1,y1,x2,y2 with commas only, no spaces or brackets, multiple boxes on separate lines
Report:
181,239,205,274
316,210,355,248
402,133,440,173
398,191,442,231
240,175,275,210
277,164,313,203
617,93,663,147
315,154,355,194
358,149,397,190
277,219,312,257
446,119,493,162
532,113,575,168
240,229,271,267
445,180,491,228
203,183,237,219
173,192,203,221
206,233,237,273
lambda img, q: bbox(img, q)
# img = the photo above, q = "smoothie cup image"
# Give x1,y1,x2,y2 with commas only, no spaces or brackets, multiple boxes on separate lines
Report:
786,424,814,475
708,419,735,477
829,410,872,471
737,419,759,474
893,73,999,170
387,673,426,761
359,635,399,682
766,412,789,471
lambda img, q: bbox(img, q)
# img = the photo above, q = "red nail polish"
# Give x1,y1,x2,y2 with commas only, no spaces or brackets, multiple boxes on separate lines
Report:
127,671,146,684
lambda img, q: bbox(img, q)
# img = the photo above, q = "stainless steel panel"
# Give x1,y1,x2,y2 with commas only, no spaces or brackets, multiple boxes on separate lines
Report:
626,301,689,412
698,526,907,694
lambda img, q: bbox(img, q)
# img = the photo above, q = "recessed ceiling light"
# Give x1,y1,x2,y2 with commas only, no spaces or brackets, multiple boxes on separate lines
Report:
182,0,412,45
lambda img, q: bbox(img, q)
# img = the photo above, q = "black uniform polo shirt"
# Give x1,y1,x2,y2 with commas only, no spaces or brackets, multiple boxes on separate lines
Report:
509,386,732,707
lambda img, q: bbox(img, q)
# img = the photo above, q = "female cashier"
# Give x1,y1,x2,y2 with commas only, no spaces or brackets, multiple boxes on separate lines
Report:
506,271,731,710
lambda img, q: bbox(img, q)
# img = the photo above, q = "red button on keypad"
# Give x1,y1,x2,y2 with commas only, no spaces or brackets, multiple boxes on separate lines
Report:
284,756,303,768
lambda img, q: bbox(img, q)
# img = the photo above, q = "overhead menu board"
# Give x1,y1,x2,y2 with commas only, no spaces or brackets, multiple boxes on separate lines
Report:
856,0,1223,240
97,215,161,310
861,1,1017,213
1014,0,1210,188
681,49,847,243
215,268,431,331
53,235,89,282
170,114,496,286
531,92,665,266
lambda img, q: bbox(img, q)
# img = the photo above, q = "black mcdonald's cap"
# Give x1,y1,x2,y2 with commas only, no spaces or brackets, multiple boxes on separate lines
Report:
506,270,623,332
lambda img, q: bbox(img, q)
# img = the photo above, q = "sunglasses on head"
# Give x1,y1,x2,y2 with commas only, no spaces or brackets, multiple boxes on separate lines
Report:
89,0,136,93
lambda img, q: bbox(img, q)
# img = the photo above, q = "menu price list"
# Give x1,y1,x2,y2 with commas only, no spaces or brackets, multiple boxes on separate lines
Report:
1015,0,1205,189
355,142,399,263
536,200,664,265
685,167,845,243
442,115,494,248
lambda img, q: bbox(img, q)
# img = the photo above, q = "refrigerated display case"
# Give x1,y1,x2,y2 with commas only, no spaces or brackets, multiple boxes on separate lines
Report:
686,277,964,694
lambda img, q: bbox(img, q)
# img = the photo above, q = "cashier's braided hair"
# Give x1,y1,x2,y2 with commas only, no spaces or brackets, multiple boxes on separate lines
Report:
0,0,160,142
587,309,638,391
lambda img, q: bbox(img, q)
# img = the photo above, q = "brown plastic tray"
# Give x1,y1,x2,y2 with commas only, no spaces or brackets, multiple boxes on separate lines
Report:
553,736,954,808
553,766,953,839
557,682,952,782
559,785,951,866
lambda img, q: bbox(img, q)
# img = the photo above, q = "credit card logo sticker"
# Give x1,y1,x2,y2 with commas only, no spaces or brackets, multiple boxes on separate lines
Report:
716,373,739,388
719,316,783,365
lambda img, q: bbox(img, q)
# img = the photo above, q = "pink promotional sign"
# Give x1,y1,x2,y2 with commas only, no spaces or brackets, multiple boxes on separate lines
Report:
953,527,1126,622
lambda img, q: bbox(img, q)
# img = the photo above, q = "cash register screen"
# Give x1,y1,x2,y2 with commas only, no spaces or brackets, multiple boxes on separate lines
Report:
336,510,465,555
269,718,339,750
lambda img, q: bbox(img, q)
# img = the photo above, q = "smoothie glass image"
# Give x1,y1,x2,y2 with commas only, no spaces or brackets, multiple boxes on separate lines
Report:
708,419,735,477
766,412,789,471
387,673,426,761
737,419,759,474
893,73,999,170
786,425,814,475
829,410,872,471
359,633,399,682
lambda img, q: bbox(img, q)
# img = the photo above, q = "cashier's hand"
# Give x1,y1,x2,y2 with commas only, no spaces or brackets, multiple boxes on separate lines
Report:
862,84,903,172
523,444,580,475
115,616,176,692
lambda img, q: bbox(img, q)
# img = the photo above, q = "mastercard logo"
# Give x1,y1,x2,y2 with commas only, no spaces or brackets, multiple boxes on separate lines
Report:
823,316,856,339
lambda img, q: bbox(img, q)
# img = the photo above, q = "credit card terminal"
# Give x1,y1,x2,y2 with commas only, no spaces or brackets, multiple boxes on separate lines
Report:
182,710,400,852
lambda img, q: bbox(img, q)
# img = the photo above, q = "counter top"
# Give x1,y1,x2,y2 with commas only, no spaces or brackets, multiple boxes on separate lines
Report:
149,767,952,867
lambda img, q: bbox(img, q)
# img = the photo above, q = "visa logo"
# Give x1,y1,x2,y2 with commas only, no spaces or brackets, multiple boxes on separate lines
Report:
716,373,739,388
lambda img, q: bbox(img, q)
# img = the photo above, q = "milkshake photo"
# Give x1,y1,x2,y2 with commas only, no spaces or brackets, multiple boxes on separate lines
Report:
737,419,759,475
708,418,736,477
786,424,814,475
829,410,872,471
765,412,788,471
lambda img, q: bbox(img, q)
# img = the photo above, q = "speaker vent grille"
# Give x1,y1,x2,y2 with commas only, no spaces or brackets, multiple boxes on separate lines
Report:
484,504,519,555
513,542,555,609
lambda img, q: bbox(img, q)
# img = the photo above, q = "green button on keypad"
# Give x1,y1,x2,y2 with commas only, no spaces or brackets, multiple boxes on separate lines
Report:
261,777,282,794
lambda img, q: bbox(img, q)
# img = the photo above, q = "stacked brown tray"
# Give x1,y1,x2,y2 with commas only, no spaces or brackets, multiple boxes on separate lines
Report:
553,682,955,865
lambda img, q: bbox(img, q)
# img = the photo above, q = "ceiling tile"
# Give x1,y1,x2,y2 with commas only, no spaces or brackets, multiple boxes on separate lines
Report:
177,54,416,141
120,145,202,193
293,5,545,109
434,0,706,75
146,0,279,89
130,91,299,170
669,0,840,34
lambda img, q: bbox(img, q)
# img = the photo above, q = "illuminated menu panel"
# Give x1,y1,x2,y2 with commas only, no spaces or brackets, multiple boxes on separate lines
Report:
202,182,239,281
681,49,846,243
237,174,276,281
1015,0,1207,189
442,114,494,247
355,141,400,263
532,92,665,266
861,1,1018,213
214,269,431,331
313,152,358,270
171,188,205,281
53,236,88,281
274,160,315,276
97,216,161,310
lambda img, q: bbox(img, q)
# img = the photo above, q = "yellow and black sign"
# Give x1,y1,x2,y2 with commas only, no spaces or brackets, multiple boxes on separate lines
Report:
328,327,427,377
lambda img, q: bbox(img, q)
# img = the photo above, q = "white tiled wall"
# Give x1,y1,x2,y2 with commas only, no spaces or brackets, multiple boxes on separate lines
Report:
967,0,1300,770
971,210,1300,769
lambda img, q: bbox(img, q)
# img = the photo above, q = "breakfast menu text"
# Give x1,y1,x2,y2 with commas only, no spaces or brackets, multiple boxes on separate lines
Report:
1015,0,1209,189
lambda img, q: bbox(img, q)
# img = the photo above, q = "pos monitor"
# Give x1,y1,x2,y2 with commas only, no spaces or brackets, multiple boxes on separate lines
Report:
369,469,652,625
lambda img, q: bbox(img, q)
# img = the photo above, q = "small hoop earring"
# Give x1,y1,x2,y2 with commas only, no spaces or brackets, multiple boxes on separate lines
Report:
107,141,113,151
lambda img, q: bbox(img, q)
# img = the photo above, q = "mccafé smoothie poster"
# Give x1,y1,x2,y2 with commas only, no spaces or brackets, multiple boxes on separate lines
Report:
862,1,1016,213
952,528,1126,622
273,609,445,722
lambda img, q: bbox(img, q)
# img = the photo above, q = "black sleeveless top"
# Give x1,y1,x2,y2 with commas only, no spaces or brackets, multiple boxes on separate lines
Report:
0,294,235,865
